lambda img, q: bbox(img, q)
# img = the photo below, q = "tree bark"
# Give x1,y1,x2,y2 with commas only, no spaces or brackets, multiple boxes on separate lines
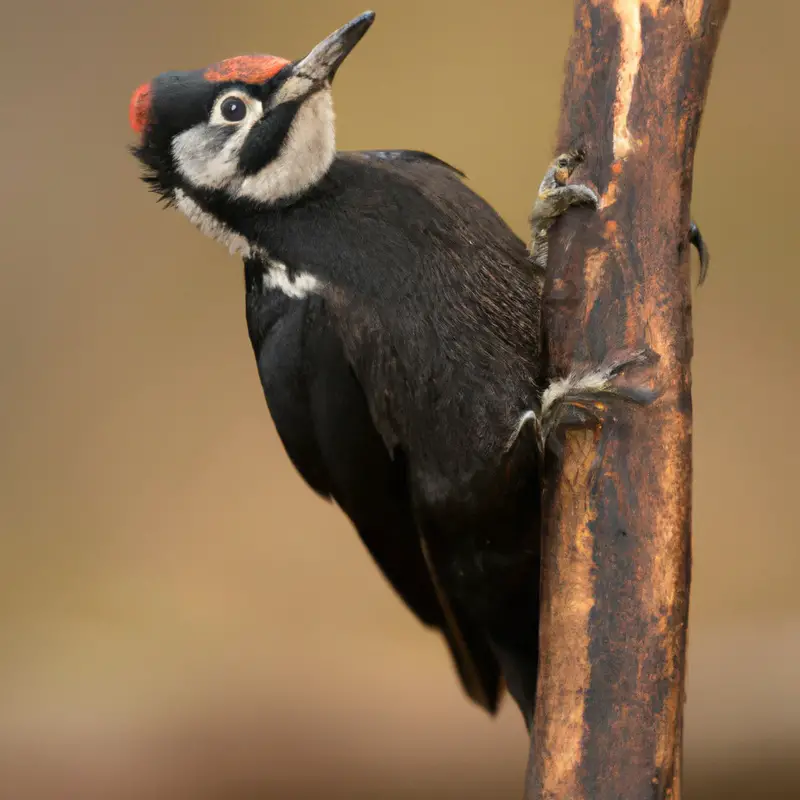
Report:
525,2,729,799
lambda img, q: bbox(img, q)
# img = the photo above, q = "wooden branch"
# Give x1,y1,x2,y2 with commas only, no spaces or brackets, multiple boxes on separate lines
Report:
525,2,729,799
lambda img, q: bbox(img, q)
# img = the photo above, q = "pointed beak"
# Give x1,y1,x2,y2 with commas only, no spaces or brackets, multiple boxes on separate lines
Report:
294,11,376,83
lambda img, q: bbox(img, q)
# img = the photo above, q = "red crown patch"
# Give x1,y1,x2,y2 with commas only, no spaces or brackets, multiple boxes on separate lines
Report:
204,54,290,84
129,82,152,134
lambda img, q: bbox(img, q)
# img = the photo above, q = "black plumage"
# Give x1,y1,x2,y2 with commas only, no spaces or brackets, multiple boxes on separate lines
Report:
237,148,547,717
129,11,578,727
244,268,508,711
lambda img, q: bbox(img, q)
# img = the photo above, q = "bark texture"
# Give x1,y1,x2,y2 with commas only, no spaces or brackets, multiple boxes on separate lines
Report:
526,2,729,798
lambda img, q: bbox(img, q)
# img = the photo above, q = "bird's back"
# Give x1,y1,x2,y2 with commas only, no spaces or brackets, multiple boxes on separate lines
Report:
291,150,545,486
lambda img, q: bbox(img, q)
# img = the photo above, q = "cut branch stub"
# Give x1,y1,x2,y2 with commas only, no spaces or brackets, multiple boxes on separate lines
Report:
526,2,729,799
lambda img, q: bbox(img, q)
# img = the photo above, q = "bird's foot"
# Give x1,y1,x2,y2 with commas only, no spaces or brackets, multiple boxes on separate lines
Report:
689,220,711,285
538,348,660,451
510,348,660,455
528,150,599,268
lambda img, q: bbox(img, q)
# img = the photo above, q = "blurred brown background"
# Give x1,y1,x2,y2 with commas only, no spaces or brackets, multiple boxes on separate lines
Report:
1,1,798,798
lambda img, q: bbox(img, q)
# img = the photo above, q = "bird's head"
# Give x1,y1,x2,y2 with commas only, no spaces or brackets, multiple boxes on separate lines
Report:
129,11,375,210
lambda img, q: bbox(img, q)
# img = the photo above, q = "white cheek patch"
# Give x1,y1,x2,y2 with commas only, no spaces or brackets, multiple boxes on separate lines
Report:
171,84,336,206
271,74,314,106
172,122,252,190
173,188,254,258
236,90,336,204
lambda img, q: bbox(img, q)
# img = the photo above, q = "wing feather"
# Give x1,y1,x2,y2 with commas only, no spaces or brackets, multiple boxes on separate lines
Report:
244,263,502,711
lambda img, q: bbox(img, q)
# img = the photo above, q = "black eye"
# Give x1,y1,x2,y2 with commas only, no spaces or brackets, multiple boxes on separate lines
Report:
220,95,247,122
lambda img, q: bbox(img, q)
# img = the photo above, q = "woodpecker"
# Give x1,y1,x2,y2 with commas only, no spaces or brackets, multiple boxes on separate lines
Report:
129,11,695,727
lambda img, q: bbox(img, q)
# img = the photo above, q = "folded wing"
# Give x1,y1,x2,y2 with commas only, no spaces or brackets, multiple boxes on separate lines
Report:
244,263,503,711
